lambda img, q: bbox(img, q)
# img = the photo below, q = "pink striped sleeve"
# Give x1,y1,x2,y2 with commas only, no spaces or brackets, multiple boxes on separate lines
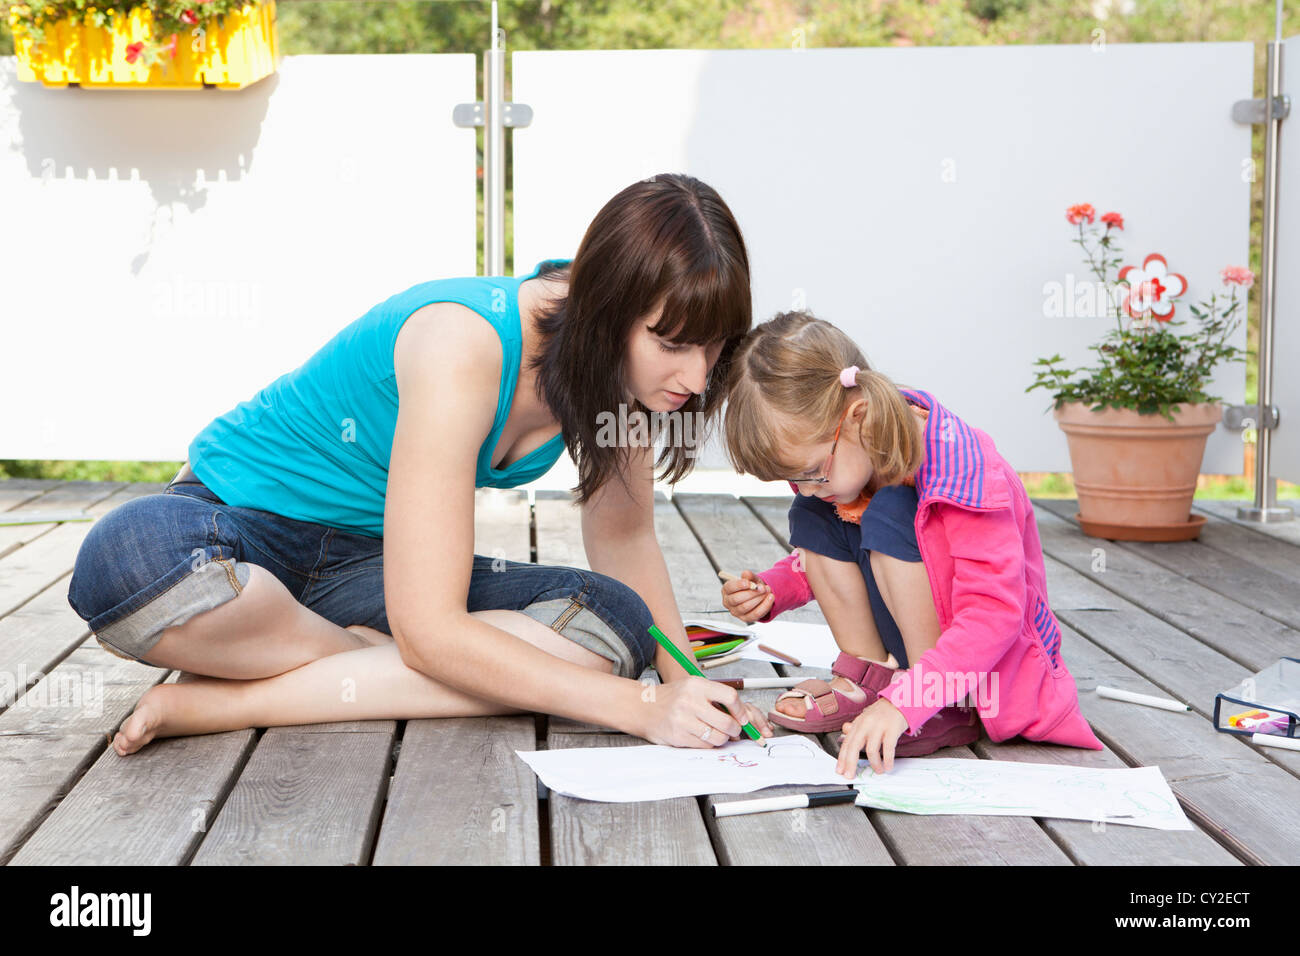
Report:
755,551,813,622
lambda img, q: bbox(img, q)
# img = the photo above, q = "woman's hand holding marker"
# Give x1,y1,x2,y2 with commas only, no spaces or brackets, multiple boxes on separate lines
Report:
720,569,774,623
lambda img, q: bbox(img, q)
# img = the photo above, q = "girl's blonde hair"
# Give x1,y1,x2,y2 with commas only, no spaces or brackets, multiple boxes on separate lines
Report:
724,311,924,484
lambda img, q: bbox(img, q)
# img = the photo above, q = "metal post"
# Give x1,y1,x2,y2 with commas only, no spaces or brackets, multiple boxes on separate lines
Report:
484,2,506,277
452,1,532,277
1240,16,1295,522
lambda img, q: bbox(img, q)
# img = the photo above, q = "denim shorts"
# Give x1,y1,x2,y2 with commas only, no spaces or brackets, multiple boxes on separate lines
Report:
786,485,922,669
65,476,657,678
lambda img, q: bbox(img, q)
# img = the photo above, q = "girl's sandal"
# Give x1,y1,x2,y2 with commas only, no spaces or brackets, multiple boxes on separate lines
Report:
768,651,898,734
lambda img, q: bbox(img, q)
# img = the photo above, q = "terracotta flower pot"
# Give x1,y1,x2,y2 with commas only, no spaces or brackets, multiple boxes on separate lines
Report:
1053,401,1223,540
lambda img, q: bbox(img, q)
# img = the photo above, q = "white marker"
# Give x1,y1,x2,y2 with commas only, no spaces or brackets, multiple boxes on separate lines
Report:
1250,732,1300,752
1096,685,1190,712
712,789,861,818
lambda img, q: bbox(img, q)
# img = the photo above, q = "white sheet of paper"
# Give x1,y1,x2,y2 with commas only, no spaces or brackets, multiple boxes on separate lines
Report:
518,740,1190,830
516,736,843,802
852,758,1192,830
739,621,841,670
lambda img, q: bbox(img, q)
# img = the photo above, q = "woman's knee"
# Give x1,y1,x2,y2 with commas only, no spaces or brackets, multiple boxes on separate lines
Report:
515,567,656,679
67,494,249,663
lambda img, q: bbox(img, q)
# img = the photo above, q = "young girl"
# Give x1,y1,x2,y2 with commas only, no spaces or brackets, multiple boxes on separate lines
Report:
721,312,1102,779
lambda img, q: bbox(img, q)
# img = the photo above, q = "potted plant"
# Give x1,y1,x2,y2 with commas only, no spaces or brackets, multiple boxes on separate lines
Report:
1028,203,1250,541
4,0,278,90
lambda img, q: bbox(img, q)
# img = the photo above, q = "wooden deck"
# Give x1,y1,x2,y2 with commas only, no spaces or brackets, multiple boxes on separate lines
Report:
1,479,1297,866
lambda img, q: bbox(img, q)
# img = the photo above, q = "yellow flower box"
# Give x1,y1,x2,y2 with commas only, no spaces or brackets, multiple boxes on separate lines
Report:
9,1,279,90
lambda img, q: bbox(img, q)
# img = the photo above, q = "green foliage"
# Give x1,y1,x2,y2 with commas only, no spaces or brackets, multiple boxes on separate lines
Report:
0,459,184,482
1028,213,1249,419
966,0,1029,22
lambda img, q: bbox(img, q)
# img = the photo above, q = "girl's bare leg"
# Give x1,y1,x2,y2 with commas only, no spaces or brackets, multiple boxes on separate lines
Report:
142,564,386,680
775,548,894,718
112,609,614,756
869,550,942,674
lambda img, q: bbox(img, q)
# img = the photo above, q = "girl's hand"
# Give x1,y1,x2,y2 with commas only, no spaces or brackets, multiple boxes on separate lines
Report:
721,569,774,623
835,698,911,778
638,676,775,748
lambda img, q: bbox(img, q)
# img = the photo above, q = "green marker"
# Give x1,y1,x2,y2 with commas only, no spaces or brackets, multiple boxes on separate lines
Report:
648,624,765,745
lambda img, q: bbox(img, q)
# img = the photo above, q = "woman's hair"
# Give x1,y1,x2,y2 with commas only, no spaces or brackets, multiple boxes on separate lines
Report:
530,173,752,504
724,311,924,484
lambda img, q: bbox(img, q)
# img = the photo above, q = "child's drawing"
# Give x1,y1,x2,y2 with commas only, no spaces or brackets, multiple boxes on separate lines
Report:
765,739,822,760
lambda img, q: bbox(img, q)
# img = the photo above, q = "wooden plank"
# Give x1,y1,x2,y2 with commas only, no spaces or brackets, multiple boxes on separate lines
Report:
0,637,169,736
967,737,1240,865
191,725,395,865
8,670,255,865
848,744,1074,866
368,488,541,864
0,732,106,865
0,484,163,709
533,489,590,570
472,488,532,562
372,716,540,865
1038,545,1300,779
1032,502,1299,673
1053,596,1300,864
0,480,131,565
0,482,156,621
0,478,62,509
0,632,170,863
1187,501,1300,588
1195,498,1300,548
545,731,716,865
1037,498,1300,633
9,729,256,865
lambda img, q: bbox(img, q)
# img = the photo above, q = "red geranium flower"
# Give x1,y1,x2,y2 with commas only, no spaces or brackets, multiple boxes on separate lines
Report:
1221,266,1254,287
1101,211,1124,230
181,9,198,24
125,41,144,63
1066,203,1096,225
164,33,178,58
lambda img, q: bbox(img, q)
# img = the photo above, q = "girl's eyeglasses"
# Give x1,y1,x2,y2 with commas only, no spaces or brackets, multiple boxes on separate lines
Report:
781,406,849,486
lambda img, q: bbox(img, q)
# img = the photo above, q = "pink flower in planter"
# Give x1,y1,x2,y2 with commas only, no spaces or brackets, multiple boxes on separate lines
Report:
1066,203,1096,225
164,33,178,58
1101,211,1124,229
125,41,144,63
1118,253,1186,322
1221,265,1254,287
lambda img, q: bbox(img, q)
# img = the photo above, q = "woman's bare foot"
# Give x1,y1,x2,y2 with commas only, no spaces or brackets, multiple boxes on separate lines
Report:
111,683,175,756
346,624,394,647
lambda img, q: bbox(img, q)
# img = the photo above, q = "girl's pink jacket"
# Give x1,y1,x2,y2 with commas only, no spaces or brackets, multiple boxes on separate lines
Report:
756,388,1103,750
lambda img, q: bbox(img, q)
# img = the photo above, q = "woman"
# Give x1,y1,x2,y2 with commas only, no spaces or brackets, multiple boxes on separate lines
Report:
67,173,774,755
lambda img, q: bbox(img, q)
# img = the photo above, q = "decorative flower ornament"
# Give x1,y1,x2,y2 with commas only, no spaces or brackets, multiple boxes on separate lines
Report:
1118,253,1186,323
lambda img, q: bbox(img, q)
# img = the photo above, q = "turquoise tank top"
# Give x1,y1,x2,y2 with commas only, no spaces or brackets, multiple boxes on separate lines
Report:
188,258,571,538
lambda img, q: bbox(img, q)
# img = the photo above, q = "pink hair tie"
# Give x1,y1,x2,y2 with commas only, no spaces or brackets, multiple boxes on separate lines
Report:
840,366,860,387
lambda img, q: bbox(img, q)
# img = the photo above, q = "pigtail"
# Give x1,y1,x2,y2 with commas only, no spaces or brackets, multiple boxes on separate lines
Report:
851,369,925,486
